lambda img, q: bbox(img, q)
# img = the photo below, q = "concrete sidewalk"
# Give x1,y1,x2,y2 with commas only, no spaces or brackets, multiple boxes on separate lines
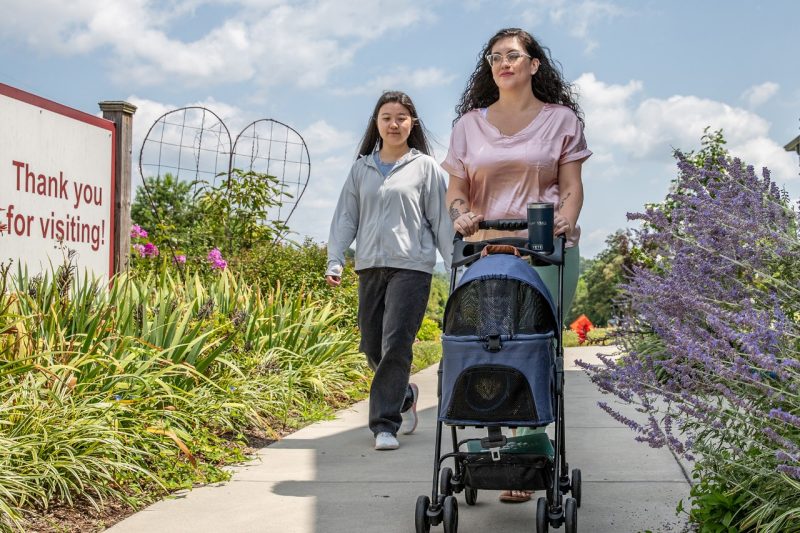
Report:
109,346,690,533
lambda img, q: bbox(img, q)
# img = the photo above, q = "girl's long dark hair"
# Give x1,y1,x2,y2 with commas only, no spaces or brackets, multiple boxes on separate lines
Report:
357,90,432,157
454,28,583,125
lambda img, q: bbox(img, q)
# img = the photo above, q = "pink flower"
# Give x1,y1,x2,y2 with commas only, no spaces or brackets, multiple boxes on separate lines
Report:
133,243,145,257
207,248,227,270
173,254,187,264
143,242,159,257
131,224,148,239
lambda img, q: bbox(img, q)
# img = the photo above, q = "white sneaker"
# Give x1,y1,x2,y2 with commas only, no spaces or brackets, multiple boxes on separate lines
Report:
400,383,419,435
375,432,399,450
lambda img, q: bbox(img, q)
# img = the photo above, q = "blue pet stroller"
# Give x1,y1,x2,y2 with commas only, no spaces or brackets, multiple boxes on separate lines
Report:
414,219,581,533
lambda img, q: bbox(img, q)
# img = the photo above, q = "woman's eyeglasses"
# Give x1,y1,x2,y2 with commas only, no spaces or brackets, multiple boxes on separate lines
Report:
485,51,532,67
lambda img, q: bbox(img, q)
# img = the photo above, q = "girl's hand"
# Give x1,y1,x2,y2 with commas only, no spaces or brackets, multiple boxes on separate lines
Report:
453,211,484,237
325,275,341,287
554,214,572,236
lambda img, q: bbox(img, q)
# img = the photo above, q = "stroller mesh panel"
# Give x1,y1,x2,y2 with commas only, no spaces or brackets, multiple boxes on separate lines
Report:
444,279,555,337
447,366,537,422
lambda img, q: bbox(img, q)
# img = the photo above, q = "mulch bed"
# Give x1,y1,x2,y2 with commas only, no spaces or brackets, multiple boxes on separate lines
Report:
20,429,283,532
24,497,134,533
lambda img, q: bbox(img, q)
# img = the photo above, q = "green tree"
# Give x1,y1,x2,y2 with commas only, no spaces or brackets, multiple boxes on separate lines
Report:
568,230,637,326
131,173,201,252
196,169,290,254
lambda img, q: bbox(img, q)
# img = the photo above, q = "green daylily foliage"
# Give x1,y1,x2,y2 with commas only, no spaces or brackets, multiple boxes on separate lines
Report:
0,260,367,531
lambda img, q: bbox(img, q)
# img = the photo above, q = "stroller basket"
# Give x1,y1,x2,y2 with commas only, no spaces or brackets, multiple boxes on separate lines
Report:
462,453,552,491
463,432,554,489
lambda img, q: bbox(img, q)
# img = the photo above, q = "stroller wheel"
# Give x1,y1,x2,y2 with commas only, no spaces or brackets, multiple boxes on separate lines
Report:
415,495,431,533
442,495,458,533
440,467,454,496
464,486,478,506
571,468,582,508
564,497,578,533
536,497,549,533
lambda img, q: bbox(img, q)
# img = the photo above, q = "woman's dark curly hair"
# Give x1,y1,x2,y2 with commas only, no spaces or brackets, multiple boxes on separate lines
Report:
453,28,583,126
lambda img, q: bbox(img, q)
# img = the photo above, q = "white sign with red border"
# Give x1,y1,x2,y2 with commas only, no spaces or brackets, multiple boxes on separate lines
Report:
0,83,116,278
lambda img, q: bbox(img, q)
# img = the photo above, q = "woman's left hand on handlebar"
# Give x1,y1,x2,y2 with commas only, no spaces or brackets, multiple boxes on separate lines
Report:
453,211,484,237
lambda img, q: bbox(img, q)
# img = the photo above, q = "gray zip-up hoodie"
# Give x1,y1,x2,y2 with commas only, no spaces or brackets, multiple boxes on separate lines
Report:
326,149,453,276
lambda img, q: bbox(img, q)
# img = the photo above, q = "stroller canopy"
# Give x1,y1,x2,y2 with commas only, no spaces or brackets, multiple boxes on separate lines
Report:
444,254,559,337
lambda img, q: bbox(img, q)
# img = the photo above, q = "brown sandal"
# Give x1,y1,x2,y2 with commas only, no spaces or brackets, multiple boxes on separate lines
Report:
498,490,532,503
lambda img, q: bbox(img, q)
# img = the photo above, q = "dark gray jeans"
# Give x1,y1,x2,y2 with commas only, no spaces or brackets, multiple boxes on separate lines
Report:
357,268,432,436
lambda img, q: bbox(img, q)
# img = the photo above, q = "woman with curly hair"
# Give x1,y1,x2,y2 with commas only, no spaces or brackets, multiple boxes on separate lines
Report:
442,28,591,503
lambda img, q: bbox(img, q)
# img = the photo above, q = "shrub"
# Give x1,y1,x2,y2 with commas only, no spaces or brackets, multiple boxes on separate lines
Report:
417,317,442,342
130,173,199,253
426,272,449,324
562,327,613,348
579,152,800,531
684,465,754,532
568,230,638,326
411,340,442,373
562,329,579,347
236,238,359,328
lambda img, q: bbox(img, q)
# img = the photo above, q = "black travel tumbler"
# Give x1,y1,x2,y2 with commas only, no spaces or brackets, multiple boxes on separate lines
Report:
527,202,554,253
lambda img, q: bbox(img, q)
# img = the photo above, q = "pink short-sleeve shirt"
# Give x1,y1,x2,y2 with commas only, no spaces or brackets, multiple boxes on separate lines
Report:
442,103,591,247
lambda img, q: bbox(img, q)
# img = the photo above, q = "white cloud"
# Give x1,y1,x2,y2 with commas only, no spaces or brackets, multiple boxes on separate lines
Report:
581,227,614,256
463,0,488,10
301,120,357,157
574,73,797,180
333,67,457,96
575,73,642,147
518,0,623,53
2,0,434,89
729,136,797,179
741,82,780,108
125,97,178,173
284,153,353,243
633,95,770,155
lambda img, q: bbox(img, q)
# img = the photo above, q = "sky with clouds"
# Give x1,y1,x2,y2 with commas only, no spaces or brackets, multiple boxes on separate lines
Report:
2,0,798,258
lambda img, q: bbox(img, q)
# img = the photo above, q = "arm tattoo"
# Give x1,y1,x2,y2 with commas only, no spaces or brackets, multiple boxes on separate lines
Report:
558,192,572,210
449,199,467,221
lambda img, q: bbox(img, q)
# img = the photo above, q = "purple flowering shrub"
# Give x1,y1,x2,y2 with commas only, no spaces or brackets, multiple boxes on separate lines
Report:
579,153,800,530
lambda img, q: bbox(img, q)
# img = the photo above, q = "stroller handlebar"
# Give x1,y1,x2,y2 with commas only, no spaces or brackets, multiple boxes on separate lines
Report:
478,219,528,232
451,218,566,269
